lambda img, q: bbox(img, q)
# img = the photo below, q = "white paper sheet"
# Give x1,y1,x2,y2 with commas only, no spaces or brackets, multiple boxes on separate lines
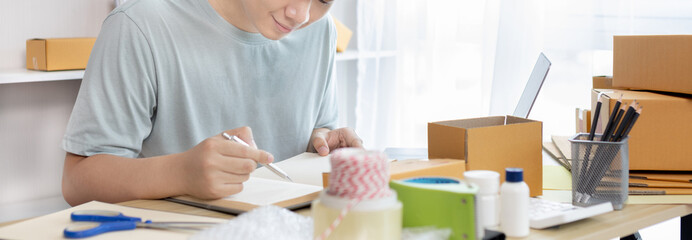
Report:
0,201,226,240
225,177,321,206
251,152,331,187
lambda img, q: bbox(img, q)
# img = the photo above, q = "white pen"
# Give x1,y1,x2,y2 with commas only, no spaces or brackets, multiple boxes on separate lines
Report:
221,133,293,182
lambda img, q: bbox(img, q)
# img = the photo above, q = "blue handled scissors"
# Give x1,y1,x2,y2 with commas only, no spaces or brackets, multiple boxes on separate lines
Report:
63,210,219,238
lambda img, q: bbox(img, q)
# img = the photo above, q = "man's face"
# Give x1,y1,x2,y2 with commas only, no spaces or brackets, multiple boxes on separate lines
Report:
241,0,334,40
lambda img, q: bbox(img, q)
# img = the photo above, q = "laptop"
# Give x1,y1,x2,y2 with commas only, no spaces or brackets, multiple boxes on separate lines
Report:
387,53,551,160
512,52,551,119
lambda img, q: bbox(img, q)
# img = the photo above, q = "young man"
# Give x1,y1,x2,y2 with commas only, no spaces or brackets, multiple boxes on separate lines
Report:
61,0,362,206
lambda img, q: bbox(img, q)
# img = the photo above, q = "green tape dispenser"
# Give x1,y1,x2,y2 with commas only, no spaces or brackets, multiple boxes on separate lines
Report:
389,177,480,240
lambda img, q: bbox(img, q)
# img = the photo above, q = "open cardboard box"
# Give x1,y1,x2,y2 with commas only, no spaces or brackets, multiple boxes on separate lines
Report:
428,116,543,196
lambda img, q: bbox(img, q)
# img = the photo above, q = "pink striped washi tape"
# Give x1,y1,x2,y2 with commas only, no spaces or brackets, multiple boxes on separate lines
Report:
317,148,392,240
327,148,392,200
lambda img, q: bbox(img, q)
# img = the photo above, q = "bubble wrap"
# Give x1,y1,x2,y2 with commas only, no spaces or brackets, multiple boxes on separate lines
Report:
401,227,452,240
190,205,313,240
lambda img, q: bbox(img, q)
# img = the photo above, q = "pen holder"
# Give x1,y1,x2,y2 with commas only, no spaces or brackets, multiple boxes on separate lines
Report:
570,133,629,210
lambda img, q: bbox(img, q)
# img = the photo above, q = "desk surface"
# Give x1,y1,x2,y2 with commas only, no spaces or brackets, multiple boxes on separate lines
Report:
117,199,691,240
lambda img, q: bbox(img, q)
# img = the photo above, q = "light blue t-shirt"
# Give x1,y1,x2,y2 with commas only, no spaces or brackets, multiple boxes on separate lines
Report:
63,0,338,161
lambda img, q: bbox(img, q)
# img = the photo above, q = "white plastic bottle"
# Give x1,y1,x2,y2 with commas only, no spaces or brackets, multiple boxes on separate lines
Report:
463,170,500,232
500,168,530,238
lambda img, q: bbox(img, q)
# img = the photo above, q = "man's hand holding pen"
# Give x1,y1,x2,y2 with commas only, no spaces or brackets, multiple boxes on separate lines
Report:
178,126,273,200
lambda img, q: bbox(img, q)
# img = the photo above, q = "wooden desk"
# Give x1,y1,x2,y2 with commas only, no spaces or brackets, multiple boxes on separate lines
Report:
0,219,26,228
116,199,692,240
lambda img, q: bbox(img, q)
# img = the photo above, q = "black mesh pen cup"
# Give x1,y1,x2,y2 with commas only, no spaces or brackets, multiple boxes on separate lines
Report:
569,133,628,210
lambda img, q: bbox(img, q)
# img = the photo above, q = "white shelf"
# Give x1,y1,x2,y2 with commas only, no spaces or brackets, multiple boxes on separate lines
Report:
0,51,398,84
0,68,84,85
336,50,397,61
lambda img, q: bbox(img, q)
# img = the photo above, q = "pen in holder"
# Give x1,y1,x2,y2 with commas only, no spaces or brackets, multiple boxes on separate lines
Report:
570,133,629,210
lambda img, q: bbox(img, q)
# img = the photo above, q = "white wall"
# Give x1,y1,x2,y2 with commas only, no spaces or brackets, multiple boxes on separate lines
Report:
0,80,81,222
0,0,113,221
0,0,113,69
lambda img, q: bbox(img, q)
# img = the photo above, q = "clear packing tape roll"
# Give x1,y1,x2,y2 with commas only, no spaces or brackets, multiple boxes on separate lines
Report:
313,148,402,240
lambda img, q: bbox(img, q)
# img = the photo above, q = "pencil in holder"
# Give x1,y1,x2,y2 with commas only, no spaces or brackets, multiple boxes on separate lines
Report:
569,133,628,210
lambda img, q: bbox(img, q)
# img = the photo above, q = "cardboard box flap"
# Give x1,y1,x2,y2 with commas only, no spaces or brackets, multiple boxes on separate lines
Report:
428,122,466,160
434,116,509,129
505,115,537,124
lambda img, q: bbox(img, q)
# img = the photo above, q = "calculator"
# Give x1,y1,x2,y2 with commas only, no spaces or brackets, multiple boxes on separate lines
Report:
529,198,614,229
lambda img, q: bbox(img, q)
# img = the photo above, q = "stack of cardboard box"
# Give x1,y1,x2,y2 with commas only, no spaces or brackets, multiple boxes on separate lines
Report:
592,35,692,195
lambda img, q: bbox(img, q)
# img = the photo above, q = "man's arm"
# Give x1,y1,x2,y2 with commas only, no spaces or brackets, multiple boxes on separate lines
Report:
62,152,191,206
62,128,273,206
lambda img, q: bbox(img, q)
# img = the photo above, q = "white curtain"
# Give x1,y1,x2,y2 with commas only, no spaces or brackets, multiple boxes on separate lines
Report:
354,0,692,150
356,0,500,150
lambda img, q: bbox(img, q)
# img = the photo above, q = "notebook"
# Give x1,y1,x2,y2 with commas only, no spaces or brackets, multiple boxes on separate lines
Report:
629,187,692,195
167,153,328,214
629,178,692,188
629,171,692,183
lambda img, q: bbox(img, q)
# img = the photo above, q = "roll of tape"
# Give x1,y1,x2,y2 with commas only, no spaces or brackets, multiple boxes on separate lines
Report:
404,177,460,184
390,177,481,240
315,148,399,240
327,148,392,200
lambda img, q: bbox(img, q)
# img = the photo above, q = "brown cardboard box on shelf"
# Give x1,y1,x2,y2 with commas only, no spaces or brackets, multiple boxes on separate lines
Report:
592,89,692,170
428,116,543,197
613,35,692,95
26,38,96,71
332,17,352,53
321,159,466,188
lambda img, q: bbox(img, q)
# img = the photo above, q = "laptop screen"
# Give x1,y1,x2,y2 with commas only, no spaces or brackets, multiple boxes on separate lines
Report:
512,53,551,118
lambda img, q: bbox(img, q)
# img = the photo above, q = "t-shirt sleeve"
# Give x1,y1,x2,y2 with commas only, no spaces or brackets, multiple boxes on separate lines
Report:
313,15,339,131
63,12,157,158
